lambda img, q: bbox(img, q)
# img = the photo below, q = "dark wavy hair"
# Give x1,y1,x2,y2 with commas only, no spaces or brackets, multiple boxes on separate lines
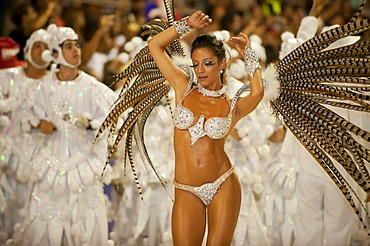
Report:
191,34,227,84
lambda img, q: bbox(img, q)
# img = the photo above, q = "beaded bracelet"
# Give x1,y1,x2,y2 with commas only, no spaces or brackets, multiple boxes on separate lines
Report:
174,16,194,38
244,46,261,78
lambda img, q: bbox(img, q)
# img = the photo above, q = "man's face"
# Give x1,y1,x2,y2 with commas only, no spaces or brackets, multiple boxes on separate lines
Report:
60,40,81,66
31,41,49,67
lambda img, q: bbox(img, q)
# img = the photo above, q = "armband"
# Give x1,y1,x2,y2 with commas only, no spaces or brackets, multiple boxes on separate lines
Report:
244,46,261,78
174,17,194,38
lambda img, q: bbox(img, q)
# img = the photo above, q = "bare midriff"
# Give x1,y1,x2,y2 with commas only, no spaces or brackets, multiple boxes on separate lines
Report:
173,129,232,186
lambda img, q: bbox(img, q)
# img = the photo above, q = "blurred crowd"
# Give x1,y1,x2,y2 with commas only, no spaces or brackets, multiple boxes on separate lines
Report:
1,0,368,83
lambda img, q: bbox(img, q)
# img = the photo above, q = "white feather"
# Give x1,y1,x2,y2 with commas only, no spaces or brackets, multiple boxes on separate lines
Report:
171,55,192,67
262,64,280,101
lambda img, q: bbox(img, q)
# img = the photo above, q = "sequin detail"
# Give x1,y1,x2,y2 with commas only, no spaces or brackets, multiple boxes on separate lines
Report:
197,84,226,97
174,16,194,38
173,82,249,145
173,105,194,129
204,116,232,139
189,115,206,145
173,166,234,206
244,46,261,78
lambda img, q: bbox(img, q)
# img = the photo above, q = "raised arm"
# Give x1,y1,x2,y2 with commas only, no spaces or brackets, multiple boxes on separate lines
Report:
230,33,264,121
148,11,212,97
309,0,328,17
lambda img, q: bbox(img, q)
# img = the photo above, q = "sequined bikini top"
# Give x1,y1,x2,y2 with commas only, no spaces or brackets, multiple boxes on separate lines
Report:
174,81,249,145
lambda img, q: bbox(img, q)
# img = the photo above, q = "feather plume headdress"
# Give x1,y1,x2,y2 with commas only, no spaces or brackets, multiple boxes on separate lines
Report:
95,0,370,232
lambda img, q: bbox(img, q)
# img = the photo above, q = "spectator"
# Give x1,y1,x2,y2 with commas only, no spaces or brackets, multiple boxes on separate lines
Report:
80,14,116,67
83,15,118,80
62,6,86,44
9,1,56,60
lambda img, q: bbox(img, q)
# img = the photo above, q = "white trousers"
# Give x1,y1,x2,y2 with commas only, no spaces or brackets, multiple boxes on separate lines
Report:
295,169,353,246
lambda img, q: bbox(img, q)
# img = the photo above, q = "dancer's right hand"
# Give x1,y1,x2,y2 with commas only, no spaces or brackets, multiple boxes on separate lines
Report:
187,11,212,30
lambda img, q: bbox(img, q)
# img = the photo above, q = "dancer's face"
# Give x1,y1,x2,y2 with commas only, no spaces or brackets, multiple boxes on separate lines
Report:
191,47,225,89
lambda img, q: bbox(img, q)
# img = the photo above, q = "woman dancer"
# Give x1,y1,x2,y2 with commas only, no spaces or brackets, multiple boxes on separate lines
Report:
148,11,264,245
99,0,370,243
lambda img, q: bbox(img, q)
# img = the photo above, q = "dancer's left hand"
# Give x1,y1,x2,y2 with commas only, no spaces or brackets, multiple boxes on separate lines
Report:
230,33,252,58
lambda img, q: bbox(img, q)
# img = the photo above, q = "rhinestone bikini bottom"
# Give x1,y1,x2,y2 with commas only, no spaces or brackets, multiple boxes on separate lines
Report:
173,166,234,206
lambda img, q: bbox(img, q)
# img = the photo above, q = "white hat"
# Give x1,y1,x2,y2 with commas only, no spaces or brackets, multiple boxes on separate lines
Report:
24,29,52,69
42,24,79,68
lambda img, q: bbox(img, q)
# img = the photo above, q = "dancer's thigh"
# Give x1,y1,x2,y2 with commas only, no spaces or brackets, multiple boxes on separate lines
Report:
172,188,207,246
207,174,242,246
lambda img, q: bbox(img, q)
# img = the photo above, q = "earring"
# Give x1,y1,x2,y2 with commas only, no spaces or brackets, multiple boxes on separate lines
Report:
220,70,223,74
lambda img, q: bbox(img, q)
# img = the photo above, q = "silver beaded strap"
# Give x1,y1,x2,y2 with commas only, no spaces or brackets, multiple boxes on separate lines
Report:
244,46,261,78
262,79,269,93
174,16,194,38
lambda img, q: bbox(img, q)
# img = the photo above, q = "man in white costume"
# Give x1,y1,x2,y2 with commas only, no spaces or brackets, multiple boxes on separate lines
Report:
0,29,51,241
8,24,117,246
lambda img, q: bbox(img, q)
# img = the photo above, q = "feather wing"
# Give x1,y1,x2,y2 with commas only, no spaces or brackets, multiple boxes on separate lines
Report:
95,0,181,199
270,0,370,233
